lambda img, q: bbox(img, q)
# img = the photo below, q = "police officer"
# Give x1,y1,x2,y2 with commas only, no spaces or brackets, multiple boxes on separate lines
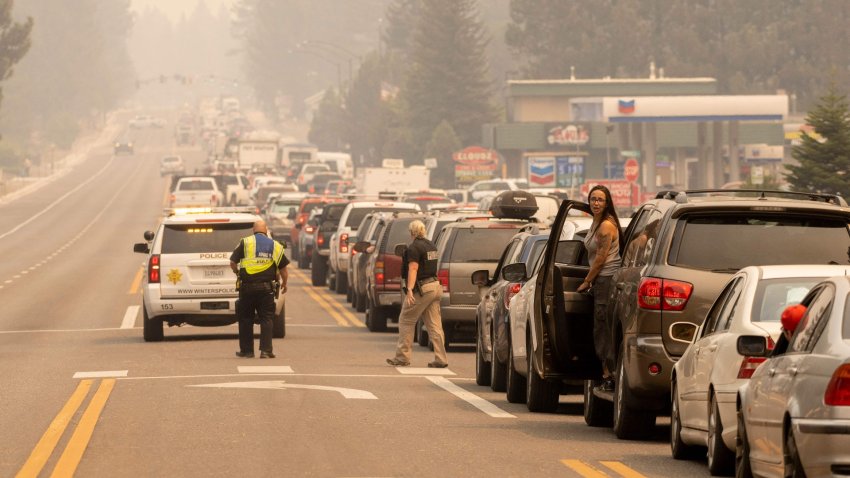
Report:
386,220,448,368
230,220,289,358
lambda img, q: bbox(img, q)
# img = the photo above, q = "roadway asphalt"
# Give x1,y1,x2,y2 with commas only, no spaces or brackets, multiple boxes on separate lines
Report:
0,118,713,477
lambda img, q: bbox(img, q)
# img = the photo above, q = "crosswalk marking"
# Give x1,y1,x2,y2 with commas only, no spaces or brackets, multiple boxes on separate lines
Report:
237,366,293,374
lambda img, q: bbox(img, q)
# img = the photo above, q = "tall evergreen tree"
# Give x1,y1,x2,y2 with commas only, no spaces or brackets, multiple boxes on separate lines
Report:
424,120,461,188
308,88,346,151
785,87,850,197
403,0,495,156
0,0,31,113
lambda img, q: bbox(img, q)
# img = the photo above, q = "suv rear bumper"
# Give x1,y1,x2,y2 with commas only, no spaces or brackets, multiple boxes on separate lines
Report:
143,287,284,321
623,333,674,410
441,304,476,323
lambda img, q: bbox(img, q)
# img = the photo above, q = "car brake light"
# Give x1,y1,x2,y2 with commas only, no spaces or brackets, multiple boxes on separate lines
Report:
438,268,449,293
148,254,160,283
340,233,349,253
375,260,384,285
737,357,767,379
317,234,325,246
638,277,693,311
505,282,522,309
825,364,850,406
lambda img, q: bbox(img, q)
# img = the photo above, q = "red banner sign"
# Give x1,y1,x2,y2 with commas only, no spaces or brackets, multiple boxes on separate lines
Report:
580,180,641,210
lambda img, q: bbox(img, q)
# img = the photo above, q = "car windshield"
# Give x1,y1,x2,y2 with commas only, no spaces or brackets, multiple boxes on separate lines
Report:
161,223,253,254
177,180,215,191
672,214,850,270
751,277,822,323
449,227,519,262
270,202,299,214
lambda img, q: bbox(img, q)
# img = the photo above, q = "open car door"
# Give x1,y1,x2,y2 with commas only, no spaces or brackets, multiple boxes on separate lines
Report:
531,200,602,380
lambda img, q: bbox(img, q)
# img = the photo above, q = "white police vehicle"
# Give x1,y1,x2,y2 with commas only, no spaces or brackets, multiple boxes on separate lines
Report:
133,207,286,342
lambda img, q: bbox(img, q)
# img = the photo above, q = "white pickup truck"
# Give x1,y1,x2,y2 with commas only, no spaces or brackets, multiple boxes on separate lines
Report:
326,200,419,294
170,177,222,208
217,173,251,206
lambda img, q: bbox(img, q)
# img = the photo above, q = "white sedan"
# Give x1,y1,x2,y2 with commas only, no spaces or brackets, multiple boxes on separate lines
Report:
671,265,850,475
737,274,850,477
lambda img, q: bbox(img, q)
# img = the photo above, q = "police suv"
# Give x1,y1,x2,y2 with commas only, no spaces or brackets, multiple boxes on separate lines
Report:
133,207,286,342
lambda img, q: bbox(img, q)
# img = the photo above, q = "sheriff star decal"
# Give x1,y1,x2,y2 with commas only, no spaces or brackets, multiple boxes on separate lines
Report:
167,269,183,285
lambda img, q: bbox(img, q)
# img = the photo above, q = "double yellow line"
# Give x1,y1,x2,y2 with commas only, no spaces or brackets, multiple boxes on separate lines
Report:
289,268,365,328
17,379,116,478
562,459,647,478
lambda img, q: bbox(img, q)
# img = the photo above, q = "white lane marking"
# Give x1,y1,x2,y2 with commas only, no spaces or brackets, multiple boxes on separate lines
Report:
73,370,129,378
0,155,115,242
237,366,294,374
13,275,20,279
189,380,378,400
395,367,455,376
426,376,515,418
20,271,28,275
28,267,36,271
0,327,130,334
120,305,139,329
4,280,12,283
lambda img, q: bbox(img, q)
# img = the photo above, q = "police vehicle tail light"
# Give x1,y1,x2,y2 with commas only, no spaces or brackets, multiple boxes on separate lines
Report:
637,277,693,311
825,364,850,406
375,260,384,285
737,357,767,379
438,268,449,293
340,233,349,253
148,254,161,283
504,282,522,309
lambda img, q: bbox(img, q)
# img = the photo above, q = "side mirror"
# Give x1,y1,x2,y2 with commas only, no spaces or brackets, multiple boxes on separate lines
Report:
287,209,297,220
669,322,698,344
133,242,150,254
737,335,769,357
394,243,408,257
501,262,527,282
555,239,587,265
352,241,370,253
143,230,155,241
471,269,490,286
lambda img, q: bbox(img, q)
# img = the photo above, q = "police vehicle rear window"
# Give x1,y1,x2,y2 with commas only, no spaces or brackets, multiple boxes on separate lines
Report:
177,180,215,191
162,223,254,254
448,228,519,262
671,214,850,271
346,207,410,229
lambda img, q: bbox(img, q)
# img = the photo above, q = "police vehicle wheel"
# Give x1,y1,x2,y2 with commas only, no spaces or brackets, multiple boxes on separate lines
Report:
273,304,286,339
142,306,163,342
311,254,327,286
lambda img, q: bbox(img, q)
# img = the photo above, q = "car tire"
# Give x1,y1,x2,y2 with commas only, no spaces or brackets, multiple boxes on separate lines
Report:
345,278,353,302
336,271,348,295
526,332,559,413
355,293,367,313
490,322,507,392
583,380,613,427
298,251,309,269
142,306,163,342
506,339,526,404
273,303,286,339
416,320,429,347
671,381,697,459
311,254,327,286
736,408,754,478
291,246,299,263
365,301,387,332
612,343,656,440
328,268,337,291
708,393,735,475
475,323,492,386
783,426,807,478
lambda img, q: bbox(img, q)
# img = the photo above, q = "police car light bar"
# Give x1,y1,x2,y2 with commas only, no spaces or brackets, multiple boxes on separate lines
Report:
164,206,259,216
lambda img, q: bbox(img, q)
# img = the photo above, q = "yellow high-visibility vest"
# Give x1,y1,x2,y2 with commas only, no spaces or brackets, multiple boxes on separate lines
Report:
239,234,284,275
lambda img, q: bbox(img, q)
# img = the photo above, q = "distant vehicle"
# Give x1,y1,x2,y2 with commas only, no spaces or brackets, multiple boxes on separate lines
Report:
296,163,332,190
170,177,222,208
316,151,354,180
467,178,529,201
159,156,185,176
304,172,342,194
129,115,153,128
175,124,195,145
354,166,430,197
280,143,318,177
151,117,167,128
237,131,280,173
114,138,134,155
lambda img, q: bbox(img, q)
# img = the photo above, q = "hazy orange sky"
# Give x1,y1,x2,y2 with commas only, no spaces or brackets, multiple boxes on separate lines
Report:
131,0,234,23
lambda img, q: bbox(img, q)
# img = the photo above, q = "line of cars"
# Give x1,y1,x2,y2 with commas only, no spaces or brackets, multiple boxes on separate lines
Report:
464,188,850,477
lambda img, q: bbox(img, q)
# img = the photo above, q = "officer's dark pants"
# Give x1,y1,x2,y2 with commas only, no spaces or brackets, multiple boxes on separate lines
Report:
237,282,275,354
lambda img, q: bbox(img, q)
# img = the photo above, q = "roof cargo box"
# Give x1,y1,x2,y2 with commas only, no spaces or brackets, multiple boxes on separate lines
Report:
490,190,538,219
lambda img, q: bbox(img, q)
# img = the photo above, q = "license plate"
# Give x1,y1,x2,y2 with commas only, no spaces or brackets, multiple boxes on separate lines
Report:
204,268,227,278
201,301,229,310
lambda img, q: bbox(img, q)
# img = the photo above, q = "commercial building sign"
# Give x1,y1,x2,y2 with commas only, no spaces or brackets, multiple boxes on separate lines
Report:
524,154,585,188
546,123,590,147
528,156,556,187
453,146,499,187
580,179,641,210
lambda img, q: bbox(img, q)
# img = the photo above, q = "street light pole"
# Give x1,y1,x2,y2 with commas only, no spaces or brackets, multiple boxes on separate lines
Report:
605,125,612,178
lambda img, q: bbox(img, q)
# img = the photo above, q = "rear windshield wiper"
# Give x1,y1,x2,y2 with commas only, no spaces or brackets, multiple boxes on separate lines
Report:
709,267,740,273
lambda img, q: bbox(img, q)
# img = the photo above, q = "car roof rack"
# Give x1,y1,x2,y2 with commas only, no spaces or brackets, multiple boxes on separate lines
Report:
654,189,847,206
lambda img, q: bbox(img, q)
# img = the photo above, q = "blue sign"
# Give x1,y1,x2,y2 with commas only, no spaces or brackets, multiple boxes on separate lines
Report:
557,156,584,187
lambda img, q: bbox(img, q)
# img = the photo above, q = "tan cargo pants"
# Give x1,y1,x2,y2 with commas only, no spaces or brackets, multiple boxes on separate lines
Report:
393,281,448,365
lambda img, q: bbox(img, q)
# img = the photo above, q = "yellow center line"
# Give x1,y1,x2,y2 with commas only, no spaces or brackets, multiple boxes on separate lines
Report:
16,380,93,478
561,459,609,478
289,268,365,327
303,285,350,327
50,379,117,478
128,267,143,294
600,461,647,478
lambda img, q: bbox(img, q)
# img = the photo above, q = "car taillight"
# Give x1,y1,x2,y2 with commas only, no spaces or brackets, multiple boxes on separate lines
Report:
505,282,522,309
438,268,449,293
375,260,384,285
148,254,160,283
298,215,306,225
309,185,315,193
340,233,348,253
317,234,325,246
211,194,217,203
737,357,767,379
825,364,850,406
638,277,693,311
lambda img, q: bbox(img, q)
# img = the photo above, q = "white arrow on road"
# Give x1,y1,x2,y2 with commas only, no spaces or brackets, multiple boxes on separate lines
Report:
188,380,377,400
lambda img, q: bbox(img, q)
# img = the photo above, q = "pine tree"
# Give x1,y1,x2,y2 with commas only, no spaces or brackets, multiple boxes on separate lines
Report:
424,120,462,189
403,0,496,157
308,89,346,151
785,87,850,197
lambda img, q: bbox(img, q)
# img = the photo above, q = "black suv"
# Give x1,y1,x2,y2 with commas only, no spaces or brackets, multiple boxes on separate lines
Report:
531,190,850,439
310,201,349,286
